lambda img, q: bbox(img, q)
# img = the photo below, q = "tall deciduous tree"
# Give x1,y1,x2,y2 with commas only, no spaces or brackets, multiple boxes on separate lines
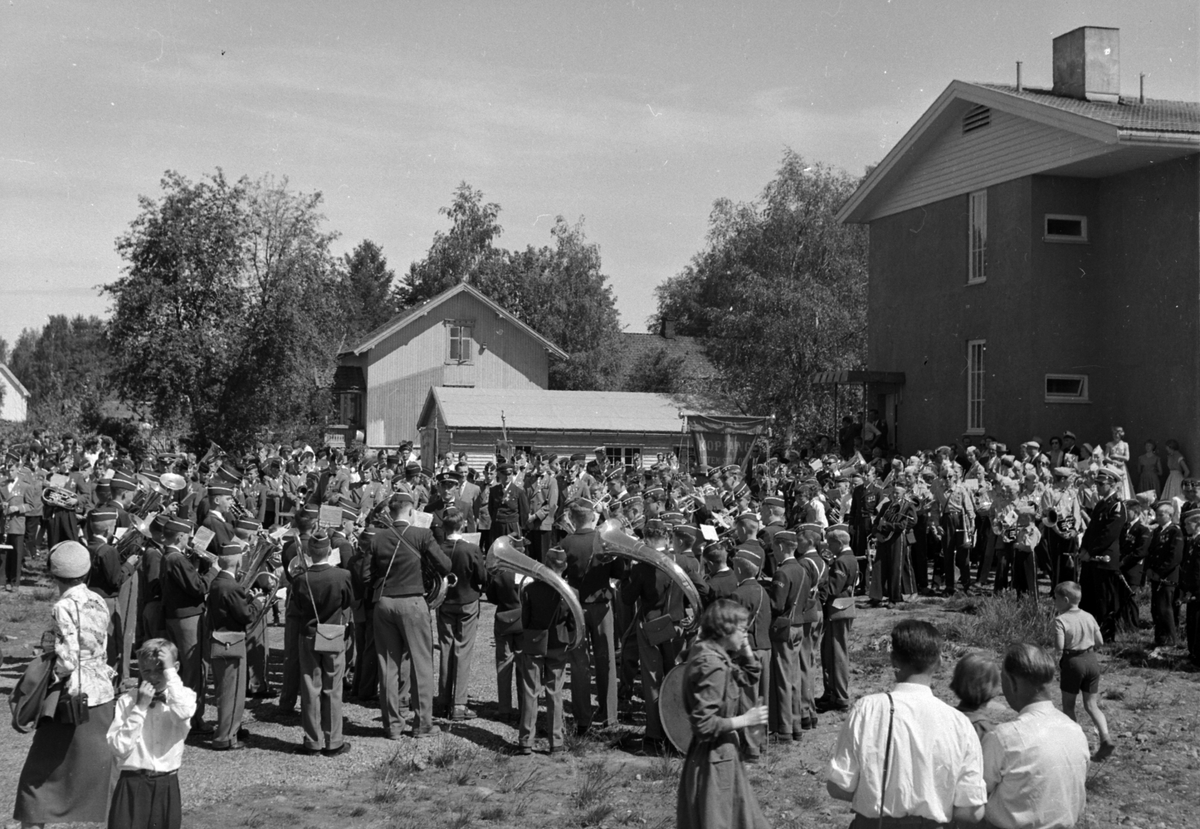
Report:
652,150,868,436
105,170,344,446
9,315,114,424
341,239,398,342
401,185,623,390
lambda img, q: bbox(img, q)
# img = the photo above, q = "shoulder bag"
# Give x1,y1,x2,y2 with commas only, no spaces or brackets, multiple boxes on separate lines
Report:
304,568,346,655
9,652,58,733
210,629,247,661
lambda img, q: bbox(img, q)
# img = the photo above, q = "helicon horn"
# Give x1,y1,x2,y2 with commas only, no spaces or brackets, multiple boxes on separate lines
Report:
486,536,585,650
598,518,702,633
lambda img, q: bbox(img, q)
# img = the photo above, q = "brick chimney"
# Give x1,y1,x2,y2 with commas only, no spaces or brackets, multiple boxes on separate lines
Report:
659,318,676,339
1052,27,1120,103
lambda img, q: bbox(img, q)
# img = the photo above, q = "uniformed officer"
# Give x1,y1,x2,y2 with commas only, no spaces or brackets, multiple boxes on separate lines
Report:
732,546,770,761
1081,467,1127,640
563,498,623,732
160,516,213,733
514,544,577,755
1146,500,1185,647
873,481,918,604
368,491,451,739
795,526,827,729
818,525,857,713
768,530,804,742
620,518,683,753
435,508,486,721
206,542,253,750
487,463,528,550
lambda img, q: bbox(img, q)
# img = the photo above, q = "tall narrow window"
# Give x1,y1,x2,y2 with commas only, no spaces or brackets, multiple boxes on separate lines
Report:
446,320,475,364
967,339,985,433
968,190,987,284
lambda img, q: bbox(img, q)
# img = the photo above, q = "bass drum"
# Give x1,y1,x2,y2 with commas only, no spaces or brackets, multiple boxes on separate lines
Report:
659,663,692,755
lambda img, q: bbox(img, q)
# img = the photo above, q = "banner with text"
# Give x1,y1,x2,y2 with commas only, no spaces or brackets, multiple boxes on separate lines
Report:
688,415,771,470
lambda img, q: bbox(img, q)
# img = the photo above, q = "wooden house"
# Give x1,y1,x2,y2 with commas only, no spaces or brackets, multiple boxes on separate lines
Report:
0,363,29,422
334,283,568,448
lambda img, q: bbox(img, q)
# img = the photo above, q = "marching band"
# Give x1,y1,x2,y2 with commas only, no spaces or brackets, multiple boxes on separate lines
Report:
4,430,1200,765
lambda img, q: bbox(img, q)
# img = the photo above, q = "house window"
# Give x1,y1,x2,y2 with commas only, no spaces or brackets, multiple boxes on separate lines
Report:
968,190,987,284
334,391,362,426
1043,214,1088,243
605,447,641,470
446,320,475,364
967,340,985,433
1045,374,1090,403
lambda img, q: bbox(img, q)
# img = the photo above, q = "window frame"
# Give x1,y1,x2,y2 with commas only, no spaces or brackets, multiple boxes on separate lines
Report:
968,190,987,285
445,319,476,365
966,339,986,434
333,390,363,427
605,446,642,470
1044,373,1090,404
1043,214,1089,244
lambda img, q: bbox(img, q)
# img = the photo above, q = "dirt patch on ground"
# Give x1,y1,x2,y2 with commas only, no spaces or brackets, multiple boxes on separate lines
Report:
2,558,1198,829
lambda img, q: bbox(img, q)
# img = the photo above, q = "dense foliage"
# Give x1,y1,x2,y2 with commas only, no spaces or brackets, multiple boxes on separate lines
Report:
8,315,116,430
653,150,868,437
105,170,346,447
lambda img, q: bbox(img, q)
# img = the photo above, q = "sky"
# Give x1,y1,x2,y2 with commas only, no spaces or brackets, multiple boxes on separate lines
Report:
2,1,1196,351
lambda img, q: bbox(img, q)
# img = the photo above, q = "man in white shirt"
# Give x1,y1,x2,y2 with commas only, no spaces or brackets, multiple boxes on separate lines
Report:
982,643,1090,829
827,619,986,827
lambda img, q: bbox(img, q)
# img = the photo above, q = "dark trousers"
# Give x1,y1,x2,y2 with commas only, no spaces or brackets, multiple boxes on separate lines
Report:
525,529,551,562
635,619,681,742
246,612,269,693
299,634,346,750
1150,581,1177,646
24,515,41,556
768,630,802,736
1012,548,1037,598
165,615,206,729
879,537,910,603
3,532,24,587
798,620,819,718
495,625,520,716
820,616,852,705
941,515,971,591
911,515,929,592
569,601,618,728
436,600,480,711
1046,532,1078,587
353,607,379,700
1081,564,1120,640
1186,596,1200,662
108,770,181,829
280,612,302,710
211,652,247,748
374,595,433,734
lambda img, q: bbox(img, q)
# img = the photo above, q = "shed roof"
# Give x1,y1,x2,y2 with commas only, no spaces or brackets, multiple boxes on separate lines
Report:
342,282,569,359
418,387,755,434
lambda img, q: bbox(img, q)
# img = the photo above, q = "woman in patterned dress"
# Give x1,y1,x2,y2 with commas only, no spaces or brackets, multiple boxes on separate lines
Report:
13,541,117,828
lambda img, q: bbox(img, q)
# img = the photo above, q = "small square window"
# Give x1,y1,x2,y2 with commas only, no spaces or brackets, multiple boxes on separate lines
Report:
1044,214,1088,243
1045,374,1090,403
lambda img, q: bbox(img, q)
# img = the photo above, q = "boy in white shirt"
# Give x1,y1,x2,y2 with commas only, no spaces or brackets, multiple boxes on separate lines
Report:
106,638,197,829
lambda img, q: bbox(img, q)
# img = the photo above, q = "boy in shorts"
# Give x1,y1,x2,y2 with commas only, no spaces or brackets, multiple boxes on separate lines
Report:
1054,581,1115,760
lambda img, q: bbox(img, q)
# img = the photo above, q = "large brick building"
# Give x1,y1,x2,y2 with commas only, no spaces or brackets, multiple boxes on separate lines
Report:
838,27,1200,454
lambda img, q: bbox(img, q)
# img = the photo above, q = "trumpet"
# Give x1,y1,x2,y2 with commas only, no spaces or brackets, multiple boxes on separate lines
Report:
598,519,702,634
486,536,585,649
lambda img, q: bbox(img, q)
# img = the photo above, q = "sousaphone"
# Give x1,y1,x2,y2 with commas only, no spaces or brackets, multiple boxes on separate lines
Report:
486,536,585,650
597,519,702,634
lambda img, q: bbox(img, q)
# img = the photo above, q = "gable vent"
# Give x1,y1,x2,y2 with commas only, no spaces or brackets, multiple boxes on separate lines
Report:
962,105,991,134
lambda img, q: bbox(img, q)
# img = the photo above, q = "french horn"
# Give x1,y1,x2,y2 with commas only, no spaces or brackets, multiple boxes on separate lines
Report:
486,536,585,650
424,562,457,611
598,519,702,634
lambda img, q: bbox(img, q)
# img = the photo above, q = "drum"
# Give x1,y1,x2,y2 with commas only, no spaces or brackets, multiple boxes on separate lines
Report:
659,663,692,755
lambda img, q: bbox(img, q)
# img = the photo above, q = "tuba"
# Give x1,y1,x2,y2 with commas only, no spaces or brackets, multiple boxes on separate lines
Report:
486,536,585,650
42,485,79,510
598,519,703,634
424,561,458,610
116,512,158,563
